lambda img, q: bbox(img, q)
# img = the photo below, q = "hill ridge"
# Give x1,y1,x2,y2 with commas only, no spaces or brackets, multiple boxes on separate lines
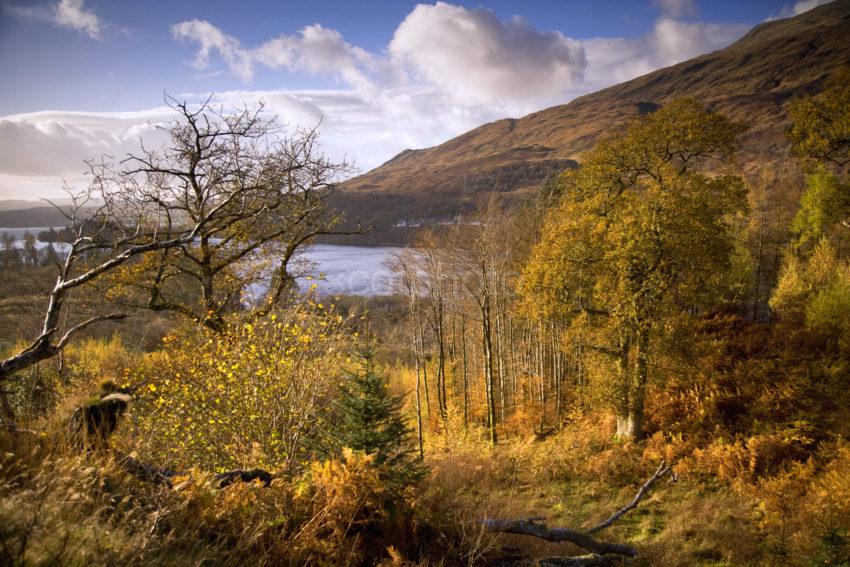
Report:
329,0,850,245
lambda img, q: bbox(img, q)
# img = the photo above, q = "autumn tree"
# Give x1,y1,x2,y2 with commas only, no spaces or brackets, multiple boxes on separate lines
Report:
519,99,747,440
786,68,850,168
773,69,850,332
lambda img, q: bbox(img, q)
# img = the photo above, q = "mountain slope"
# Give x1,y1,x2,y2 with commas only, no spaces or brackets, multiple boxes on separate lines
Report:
332,0,850,244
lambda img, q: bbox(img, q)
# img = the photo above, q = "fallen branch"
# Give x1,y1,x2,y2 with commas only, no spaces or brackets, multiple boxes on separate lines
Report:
214,468,273,488
482,460,675,560
482,517,636,557
539,554,617,566
585,459,673,534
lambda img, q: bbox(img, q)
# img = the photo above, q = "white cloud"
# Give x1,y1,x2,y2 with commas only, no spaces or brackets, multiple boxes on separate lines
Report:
5,0,102,39
54,0,100,38
171,2,746,110
388,2,586,105
578,17,748,90
653,0,697,18
172,20,378,92
174,3,587,107
0,2,755,199
0,87,523,199
769,0,833,20
789,0,834,14
171,20,254,81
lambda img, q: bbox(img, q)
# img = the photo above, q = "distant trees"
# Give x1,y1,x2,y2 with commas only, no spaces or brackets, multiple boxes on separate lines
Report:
1,233,21,268
390,202,543,446
519,99,748,439
772,70,850,335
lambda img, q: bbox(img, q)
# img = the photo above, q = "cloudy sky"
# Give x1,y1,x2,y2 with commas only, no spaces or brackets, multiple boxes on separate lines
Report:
0,0,833,199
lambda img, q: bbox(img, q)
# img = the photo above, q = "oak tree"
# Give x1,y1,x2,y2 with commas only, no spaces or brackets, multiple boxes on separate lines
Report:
519,99,747,440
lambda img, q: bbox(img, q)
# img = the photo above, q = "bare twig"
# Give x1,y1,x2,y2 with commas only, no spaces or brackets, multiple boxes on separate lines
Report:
585,459,672,534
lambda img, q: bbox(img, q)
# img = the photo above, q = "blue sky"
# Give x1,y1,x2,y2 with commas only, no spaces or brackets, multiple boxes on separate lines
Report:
0,0,833,198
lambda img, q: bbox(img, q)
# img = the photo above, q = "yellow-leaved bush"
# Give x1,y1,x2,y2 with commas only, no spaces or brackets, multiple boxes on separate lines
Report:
123,301,349,473
771,238,850,344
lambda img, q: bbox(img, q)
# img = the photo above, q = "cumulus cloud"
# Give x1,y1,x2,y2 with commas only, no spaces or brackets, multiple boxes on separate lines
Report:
4,0,102,39
174,3,586,107
0,2,757,199
171,2,748,111
388,2,586,105
172,20,377,92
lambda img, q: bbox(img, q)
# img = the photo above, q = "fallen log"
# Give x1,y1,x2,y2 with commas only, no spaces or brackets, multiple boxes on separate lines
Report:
482,517,636,557
116,453,180,487
539,554,617,566
482,460,675,560
115,454,274,490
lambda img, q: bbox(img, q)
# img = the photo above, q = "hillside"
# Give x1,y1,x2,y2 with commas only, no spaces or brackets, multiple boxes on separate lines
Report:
331,0,850,244
0,206,72,228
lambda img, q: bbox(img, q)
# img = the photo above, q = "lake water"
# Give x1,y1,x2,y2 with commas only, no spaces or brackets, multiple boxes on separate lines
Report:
286,244,405,297
0,227,403,297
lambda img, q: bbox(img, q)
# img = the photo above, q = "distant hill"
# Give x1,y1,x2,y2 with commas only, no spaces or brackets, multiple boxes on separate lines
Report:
331,0,850,244
0,206,71,229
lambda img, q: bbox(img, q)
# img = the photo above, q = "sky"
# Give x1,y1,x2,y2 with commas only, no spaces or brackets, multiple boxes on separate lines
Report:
0,0,834,199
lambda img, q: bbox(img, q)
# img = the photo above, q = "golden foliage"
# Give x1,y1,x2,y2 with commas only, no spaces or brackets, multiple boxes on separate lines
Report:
125,302,349,473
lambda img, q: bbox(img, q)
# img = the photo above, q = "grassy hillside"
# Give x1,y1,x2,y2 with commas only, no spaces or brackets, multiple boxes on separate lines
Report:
330,0,850,244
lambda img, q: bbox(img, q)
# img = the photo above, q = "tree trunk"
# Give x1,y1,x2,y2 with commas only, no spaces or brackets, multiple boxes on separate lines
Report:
481,294,498,446
615,330,648,441
412,329,424,459
461,315,469,430
614,335,634,440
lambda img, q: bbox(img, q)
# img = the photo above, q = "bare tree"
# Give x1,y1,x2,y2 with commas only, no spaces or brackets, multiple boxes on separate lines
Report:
0,189,198,428
390,249,426,458
103,96,357,330
0,95,355,428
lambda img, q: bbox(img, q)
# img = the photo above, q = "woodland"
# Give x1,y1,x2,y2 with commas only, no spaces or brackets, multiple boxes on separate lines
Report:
0,71,849,566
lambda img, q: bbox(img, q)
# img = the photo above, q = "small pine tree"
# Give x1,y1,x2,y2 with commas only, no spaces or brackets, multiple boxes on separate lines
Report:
328,345,424,491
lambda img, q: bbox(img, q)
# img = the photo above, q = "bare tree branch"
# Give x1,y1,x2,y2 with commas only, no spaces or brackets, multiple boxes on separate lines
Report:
482,461,676,561
585,459,673,534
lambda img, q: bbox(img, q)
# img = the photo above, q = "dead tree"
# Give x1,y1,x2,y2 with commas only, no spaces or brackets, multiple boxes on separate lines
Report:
482,461,674,561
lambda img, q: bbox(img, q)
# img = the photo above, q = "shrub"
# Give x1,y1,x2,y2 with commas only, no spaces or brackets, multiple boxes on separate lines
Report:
126,302,349,474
